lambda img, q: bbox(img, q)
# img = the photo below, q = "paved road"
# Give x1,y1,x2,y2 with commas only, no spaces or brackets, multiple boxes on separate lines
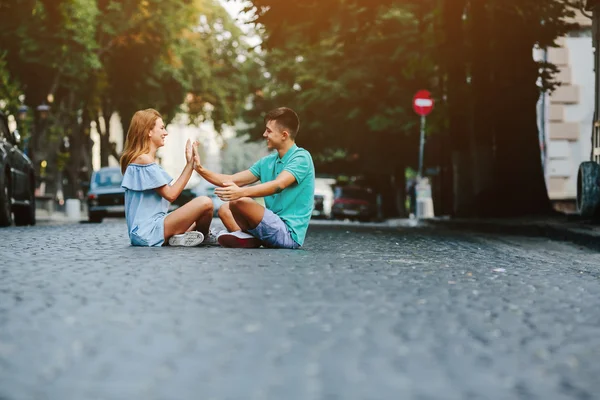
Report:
1,220,600,400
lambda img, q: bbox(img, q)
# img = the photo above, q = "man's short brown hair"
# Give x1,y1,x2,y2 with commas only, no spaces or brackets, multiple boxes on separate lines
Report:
264,107,300,140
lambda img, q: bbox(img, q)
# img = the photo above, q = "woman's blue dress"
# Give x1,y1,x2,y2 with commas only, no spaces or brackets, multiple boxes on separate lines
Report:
121,163,173,246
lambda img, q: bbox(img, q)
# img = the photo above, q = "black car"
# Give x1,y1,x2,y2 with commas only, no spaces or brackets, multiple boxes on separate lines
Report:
331,185,378,222
87,167,125,223
86,166,197,223
313,194,325,217
0,112,36,227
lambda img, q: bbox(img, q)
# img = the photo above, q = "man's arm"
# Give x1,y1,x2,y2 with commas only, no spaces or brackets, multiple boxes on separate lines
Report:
192,146,259,187
195,167,258,188
214,171,296,201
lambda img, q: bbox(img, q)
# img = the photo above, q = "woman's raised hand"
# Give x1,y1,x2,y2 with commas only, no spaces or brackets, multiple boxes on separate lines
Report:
185,139,193,164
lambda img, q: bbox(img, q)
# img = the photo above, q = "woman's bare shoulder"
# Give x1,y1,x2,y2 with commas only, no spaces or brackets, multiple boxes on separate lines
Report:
132,154,154,165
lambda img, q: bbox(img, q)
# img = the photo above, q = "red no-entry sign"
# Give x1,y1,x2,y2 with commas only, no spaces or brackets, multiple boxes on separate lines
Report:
413,90,434,116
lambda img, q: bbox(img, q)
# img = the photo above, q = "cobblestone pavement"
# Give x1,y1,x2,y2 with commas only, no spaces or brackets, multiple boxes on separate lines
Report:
1,220,600,400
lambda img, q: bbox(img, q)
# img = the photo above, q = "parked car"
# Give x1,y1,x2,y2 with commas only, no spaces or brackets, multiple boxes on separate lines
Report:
87,166,198,223
0,112,36,227
87,167,125,223
312,177,336,219
331,185,377,222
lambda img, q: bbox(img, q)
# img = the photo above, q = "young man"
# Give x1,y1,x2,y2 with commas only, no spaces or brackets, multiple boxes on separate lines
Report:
193,107,315,249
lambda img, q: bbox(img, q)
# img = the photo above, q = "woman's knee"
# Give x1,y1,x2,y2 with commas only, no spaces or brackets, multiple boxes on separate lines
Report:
193,196,213,213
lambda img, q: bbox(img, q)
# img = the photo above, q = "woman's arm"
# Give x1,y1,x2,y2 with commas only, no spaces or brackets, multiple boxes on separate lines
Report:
155,139,195,202
155,164,194,203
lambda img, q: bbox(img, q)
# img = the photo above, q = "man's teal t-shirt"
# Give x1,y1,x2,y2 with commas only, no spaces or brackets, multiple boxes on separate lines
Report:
249,144,315,246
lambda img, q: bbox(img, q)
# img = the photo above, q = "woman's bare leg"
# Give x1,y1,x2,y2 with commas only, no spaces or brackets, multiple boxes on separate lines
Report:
163,196,213,240
194,204,213,236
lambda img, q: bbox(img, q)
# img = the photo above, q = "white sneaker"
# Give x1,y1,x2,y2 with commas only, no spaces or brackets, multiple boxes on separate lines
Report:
217,230,262,248
201,229,222,246
168,231,204,247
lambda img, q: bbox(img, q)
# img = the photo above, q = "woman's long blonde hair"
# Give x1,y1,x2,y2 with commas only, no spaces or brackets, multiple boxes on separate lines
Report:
120,108,162,174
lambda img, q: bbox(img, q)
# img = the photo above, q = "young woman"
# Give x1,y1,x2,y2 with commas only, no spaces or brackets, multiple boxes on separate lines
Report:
119,108,214,247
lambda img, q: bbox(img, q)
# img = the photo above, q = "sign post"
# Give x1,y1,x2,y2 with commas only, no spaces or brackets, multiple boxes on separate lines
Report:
412,90,434,178
412,90,435,219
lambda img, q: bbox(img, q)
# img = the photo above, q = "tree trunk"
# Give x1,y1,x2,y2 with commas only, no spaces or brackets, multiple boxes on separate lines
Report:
97,115,110,168
434,8,453,216
438,128,454,216
64,97,91,199
68,119,82,199
381,170,407,219
119,108,135,148
442,0,473,216
470,0,496,216
394,164,407,218
490,7,552,216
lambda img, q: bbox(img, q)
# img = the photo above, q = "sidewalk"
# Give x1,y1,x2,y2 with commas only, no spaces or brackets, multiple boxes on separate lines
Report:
422,215,600,251
35,209,86,225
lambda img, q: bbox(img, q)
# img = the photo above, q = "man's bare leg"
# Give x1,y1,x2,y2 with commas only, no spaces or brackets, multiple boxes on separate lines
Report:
227,197,266,231
218,202,241,232
216,198,265,248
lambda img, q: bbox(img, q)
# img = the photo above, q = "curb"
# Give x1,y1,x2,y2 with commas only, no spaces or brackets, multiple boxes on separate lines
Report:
423,219,600,252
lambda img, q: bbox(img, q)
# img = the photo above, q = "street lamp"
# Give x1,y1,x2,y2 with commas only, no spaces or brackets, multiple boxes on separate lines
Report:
30,102,51,192
37,103,50,120
17,104,28,121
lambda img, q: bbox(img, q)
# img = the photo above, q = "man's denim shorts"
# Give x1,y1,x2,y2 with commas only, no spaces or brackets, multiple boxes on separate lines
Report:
248,208,301,249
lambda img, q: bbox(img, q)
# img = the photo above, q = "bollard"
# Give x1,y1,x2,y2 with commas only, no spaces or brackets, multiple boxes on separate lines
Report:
65,199,81,220
415,178,435,219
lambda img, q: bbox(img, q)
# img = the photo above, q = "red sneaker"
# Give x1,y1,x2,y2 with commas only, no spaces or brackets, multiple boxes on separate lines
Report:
217,231,262,248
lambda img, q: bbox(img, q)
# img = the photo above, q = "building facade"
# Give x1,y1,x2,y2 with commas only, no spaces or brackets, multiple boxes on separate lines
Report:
538,11,594,206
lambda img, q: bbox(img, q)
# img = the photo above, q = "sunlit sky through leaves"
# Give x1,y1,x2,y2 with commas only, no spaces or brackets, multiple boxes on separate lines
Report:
219,0,261,46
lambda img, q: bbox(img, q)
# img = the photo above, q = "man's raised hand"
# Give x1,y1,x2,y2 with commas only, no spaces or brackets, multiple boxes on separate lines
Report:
192,144,202,170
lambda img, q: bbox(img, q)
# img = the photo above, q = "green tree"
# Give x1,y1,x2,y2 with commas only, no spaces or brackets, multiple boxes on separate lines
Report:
0,0,259,198
0,51,23,117
0,0,100,197
441,0,577,216
244,0,439,216
245,0,580,217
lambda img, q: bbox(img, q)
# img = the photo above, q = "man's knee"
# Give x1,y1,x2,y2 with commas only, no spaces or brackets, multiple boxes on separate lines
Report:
229,197,253,212
218,201,231,218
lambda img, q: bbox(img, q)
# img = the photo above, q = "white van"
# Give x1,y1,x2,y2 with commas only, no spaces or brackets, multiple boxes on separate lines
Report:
313,178,336,219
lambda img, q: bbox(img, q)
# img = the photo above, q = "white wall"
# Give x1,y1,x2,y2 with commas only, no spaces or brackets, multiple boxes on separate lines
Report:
538,34,594,199
158,114,229,188
90,113,125,171
562,36,594,169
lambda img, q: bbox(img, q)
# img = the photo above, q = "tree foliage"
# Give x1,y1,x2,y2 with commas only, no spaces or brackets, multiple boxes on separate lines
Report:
244,0,582,217
245,0,437,166
0,0,259,197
